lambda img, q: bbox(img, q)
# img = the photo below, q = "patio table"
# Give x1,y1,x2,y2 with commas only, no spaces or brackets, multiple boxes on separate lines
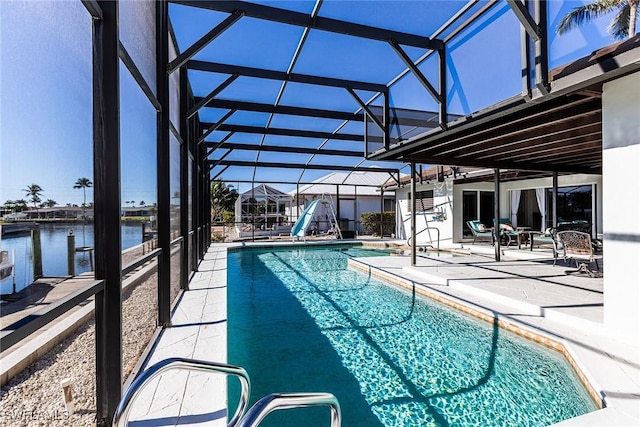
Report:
515,226,531,249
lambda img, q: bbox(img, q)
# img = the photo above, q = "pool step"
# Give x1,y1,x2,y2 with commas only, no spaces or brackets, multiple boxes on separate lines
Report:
401,266,603,331
402,266,542,316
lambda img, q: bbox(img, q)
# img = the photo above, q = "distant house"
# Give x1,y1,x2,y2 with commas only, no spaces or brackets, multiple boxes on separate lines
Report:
286,170,397,235
234,184,293,238
19,206,93,220
121,206,153,217
2,212,28,220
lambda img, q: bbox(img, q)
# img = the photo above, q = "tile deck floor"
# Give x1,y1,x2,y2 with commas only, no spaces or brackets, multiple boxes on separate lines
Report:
127,241,639,426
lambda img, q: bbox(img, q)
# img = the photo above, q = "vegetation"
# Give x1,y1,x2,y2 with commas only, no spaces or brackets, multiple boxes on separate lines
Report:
73,177,93,207
3,199,28,213
74,177,93,220
222,210,235,225
211,180,238,222
211,231,226,242
23,183,44,217
557,0,638,40
361,211,396,236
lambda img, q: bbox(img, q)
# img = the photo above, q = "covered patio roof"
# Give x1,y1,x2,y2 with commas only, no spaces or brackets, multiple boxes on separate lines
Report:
372,35,640,175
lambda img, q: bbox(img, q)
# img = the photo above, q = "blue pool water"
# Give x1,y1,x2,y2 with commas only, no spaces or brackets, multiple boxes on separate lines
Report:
227,246,596,426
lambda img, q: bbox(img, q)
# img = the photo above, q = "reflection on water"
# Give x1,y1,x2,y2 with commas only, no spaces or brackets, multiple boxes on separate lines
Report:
0,223,144,293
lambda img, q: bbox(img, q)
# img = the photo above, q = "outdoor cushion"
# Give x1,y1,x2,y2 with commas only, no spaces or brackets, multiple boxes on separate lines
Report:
477,223,486,232
500,223,515,231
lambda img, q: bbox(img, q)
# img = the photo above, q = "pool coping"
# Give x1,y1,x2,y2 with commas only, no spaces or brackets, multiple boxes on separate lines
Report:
224,240,605,410
346,257,605,410
225,241,605,407
225,239,398,252
136,243,636,426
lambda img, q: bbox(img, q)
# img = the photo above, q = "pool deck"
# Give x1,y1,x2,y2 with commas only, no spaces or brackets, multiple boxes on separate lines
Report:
128,240,640,426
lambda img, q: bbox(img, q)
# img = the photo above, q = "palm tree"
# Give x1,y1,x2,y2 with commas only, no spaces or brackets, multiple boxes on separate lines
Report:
73,177,93,207
557,0,638,40
74,177,93,220
23,184,44,217
210,180,238,222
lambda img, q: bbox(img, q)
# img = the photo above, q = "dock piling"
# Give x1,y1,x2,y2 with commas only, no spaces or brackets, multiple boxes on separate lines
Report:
31,226,43,278
67,230,75,276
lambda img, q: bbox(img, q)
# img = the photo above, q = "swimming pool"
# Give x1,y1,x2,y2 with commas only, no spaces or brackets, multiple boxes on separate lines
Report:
227,245,596,426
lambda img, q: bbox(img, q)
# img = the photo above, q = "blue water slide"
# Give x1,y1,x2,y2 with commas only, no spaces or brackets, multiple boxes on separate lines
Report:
290,200,320,238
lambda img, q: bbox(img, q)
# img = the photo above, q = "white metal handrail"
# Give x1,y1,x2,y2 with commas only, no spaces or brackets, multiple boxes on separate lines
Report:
112,358,251,427
237,392,341,427
407,226,440,250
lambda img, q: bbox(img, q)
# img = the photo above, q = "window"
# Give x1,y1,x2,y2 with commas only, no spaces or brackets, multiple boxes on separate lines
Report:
546,185,593,232
408,190,434,212
462,190,494,237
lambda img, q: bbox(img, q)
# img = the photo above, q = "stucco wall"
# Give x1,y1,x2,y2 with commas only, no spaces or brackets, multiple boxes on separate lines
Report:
602,71,640,344
396,182,456,246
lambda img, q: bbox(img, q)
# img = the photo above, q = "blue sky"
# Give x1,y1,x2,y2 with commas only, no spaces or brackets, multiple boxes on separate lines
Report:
1,1,618,205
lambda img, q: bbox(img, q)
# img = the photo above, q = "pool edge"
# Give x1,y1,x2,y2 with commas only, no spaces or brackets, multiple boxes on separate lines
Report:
346,257,606,411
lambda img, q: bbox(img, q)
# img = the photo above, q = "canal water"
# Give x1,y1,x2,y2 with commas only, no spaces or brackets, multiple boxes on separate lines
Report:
0,223,145,294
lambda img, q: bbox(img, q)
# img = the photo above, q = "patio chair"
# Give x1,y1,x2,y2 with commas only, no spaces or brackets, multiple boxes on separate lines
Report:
466,220,494,245
556,231,603,275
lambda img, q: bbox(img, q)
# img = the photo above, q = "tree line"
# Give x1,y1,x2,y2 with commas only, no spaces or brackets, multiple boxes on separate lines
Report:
2,178,93,214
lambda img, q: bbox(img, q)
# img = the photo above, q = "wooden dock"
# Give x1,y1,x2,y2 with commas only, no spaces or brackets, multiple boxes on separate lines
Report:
0,274,96,358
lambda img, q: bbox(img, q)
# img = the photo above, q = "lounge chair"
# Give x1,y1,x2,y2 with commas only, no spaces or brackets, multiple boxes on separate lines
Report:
556,231,603,276
495,218,528,248
466,220,494,245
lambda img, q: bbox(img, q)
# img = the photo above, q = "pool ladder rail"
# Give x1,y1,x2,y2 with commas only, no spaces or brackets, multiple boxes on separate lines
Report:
112,357,342,427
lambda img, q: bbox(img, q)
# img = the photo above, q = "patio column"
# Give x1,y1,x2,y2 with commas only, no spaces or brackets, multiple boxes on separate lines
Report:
552,171,558,228
336,185,340,220
251,182,255,242
354,185,358,235
494,169,501,261
411,163,417,266
296,183,300,222
380,188,384,239
602,72,640,345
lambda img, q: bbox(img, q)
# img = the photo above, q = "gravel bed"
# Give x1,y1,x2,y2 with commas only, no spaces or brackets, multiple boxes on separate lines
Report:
0,244,159,427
